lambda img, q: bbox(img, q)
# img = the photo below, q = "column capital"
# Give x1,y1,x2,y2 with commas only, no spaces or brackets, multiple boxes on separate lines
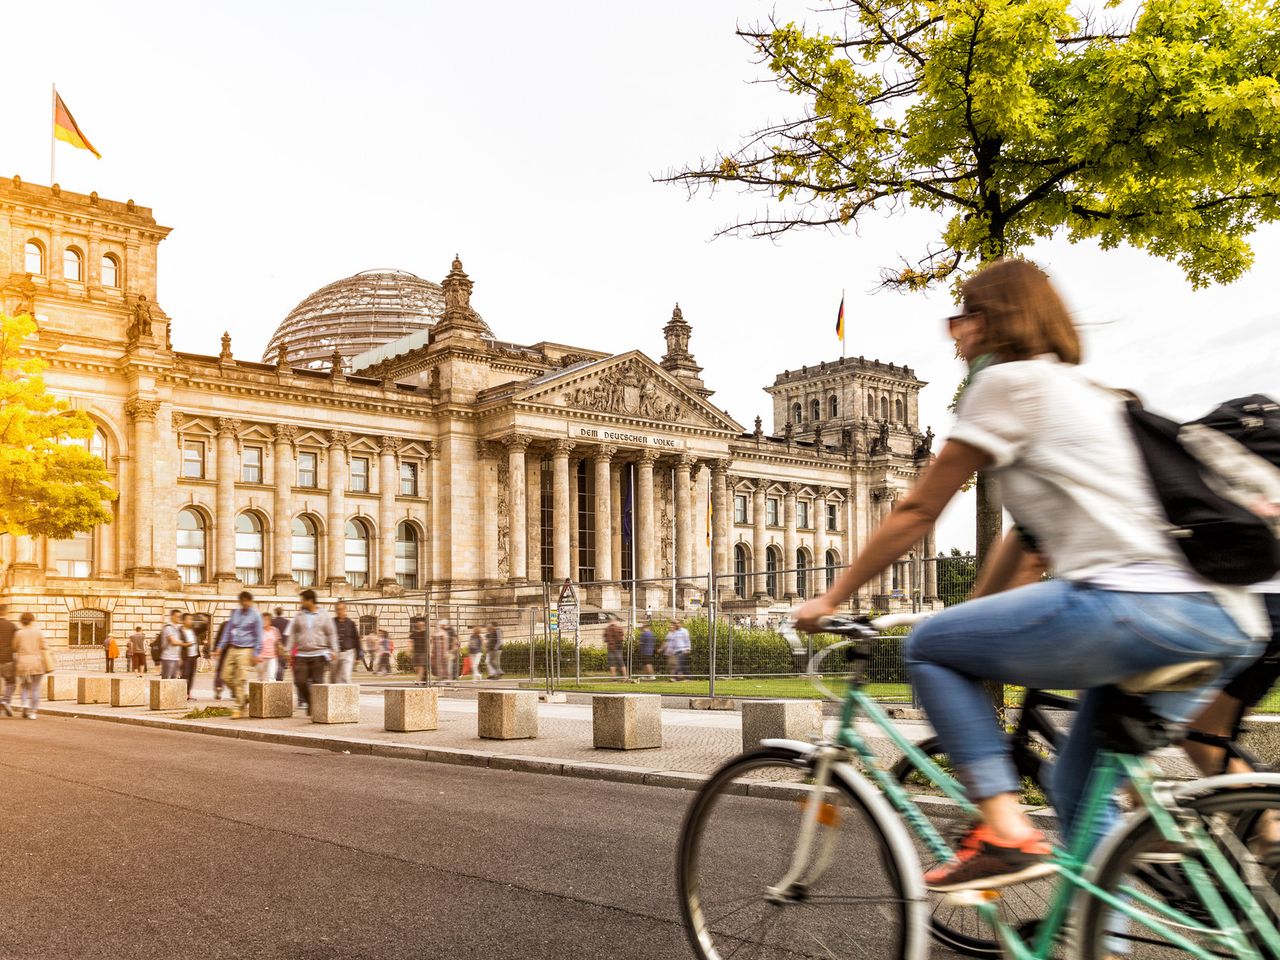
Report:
816,485,833,500
503,433,533,454
327,429,352,449
637,449,661,465
125,398,161,422
216,417,242,439
378,435,402,454
709,457,732,479
594,443,618,463
551,439,575,457
674,453,696,471
784,482,801,498
272,423,298,444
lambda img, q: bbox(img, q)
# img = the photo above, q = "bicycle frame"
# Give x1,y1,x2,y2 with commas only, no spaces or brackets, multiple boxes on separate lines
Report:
826,681,1280,960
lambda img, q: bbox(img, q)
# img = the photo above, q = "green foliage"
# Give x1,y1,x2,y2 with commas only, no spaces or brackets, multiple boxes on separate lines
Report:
0,313,116,538
667,1,1280,289
182,706,233,719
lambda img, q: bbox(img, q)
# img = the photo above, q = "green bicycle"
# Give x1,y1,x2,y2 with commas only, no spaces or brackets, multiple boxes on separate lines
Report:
676,614,1280,959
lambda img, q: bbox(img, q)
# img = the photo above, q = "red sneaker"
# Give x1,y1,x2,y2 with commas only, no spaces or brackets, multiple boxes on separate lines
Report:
924,825,1055,892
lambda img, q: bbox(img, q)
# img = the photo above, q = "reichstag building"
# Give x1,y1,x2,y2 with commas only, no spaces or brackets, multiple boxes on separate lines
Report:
0,178,938,646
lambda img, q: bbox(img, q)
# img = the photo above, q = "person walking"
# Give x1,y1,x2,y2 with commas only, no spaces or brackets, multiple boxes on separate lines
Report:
178,614,201,700
103,633,118,674
286,589,337,714
375,630,393,676
13,613,48,719
258,616,281,683
360,626,378,674
442,620,460,680
665,620,691,679
271,607,291,681
217,591,264,718
159,609,184,680
465,626,484,680
427,621,445,682
331,601,360,684
604,616,628,679
0,606,15,717
128,625,148,673
485,622,503,679
409,617,429,684
637,621,657,678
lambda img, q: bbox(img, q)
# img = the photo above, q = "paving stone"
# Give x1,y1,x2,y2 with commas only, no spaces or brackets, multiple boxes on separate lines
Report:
477,690,537,740
384,688,438,732
592,694,662,750
109,677,147,707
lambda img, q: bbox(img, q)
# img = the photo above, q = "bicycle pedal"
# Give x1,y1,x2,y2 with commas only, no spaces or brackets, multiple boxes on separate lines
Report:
941,889,1002,908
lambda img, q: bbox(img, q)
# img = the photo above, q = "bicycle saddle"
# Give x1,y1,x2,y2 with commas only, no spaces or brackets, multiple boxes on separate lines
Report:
1116,660,1220,695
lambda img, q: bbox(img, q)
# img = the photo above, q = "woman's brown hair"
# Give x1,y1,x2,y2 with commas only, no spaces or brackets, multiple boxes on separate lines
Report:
960,259,1081,365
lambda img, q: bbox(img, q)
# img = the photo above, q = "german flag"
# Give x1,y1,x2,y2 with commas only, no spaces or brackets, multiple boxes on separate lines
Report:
835,293,845,342
53,91,101,159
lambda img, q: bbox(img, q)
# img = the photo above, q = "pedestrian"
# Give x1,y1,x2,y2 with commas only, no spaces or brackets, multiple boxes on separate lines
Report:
604,616,628,679
179,614,201,700
13,612,49,719
410,617,429,684
0,605,15,717
216,591,264,718
637,621,657,677
485,622,503,679
331,601,360,684
376,630,394,676
103,633,117,673
128,625,148,673
286,589,337,714
428,621,446,681
442,619,459,680
465,626,484,680
666,619,691,679
258,616,281,683
361,626,378,673
271,607,291,681
159,609,184,680
211,618,231,700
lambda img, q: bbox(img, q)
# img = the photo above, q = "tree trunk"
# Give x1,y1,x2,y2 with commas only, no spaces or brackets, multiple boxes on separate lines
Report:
977,456,1006,716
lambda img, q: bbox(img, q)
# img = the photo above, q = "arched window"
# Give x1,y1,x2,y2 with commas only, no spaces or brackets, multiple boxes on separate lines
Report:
765,545,781,599
176,507,207,584
791,401,802,425
733,543,749,598
101,254,120,288
880,395,889,420
345,518,371,588
291,515,319,587
895,398,905,422
89,428,107,461
825,549,839,590
810,398,821,422
52,530,93,577
68,608,109,647
796,549,808,599
829,395,839,418
396,521,419,589
866,392,875,417
63,246,83,282
235,513,264,585
24,240,44,275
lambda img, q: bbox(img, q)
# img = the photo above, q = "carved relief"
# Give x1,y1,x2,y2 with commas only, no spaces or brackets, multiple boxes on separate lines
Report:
561,360,684,422
378,435,402,453
125,398,161,422
217,417,242,438
327,430,352,448
272,423,298,443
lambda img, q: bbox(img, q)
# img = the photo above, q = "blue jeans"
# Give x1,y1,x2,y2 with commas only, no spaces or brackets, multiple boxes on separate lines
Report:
905,581,1260,839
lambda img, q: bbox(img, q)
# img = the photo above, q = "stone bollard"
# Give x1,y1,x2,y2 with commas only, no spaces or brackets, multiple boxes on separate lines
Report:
477,690,537,740
109,676,147,707
592,694,662,750
149,678,187,711
740,699,823,752
45,673,78,701
384,688,438,732
310,684,360,723
249,681,294,719
77,675,112,705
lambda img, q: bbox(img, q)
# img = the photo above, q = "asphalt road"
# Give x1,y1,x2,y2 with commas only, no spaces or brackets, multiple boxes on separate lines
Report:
0,718,954,960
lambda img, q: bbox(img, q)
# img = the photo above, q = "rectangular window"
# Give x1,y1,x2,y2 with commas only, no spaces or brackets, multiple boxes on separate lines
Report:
350,456,369,493
182,440,205,479
766,497,779,527
733,494,747,524
53,531,93,578
827,503,838,532
297,451,317,488
241,446,262,484
400,461,418,496
797,501,810,530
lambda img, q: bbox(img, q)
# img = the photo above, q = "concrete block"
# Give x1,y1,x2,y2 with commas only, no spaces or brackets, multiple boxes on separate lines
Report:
77,675,112,705
592,694,662,750
149,678,187,710
249,681,294,718
45,673,78,701
741,699,823,751
691,697,736,711
477,690,537,740
384,688,437,732
110,676,147,707
310,684,360,723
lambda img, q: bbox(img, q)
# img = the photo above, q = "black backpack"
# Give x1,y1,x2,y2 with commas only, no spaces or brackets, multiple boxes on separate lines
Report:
1126,395,1280,585
150,631,164,665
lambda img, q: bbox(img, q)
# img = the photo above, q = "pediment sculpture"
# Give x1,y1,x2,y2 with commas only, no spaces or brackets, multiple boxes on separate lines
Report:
562,360,685,422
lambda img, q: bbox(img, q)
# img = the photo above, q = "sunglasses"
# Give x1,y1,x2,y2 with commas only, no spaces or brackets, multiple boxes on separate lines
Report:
946,307,982,330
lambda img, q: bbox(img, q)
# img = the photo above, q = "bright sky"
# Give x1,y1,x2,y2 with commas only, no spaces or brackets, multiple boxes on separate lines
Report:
7,1,1278,553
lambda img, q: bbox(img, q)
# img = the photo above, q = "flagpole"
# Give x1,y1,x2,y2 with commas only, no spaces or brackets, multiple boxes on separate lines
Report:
50,83,56,186
841,287,846,359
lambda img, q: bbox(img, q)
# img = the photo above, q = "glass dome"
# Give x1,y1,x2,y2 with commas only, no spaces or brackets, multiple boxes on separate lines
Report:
262,268,490,371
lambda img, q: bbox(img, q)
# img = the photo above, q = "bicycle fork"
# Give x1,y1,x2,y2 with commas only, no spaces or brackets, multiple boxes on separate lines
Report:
767,746,843,902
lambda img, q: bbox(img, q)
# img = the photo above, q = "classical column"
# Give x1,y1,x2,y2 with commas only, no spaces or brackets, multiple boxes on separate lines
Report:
526,454,541,581
125,398,161,576
476,442,500,582
609,462,623,582
326,430,350,589
783,483,799,600
504,434,531,582
636,450,658,582
376,435,401,589
569,454,580,580
876,490,896,596
673,454,693,582
214,417,240,584
552,440,573,582
813,486,829,586
594,445,616,582
271,424,297,586
923,528,938,599
710,459,730,585
752,482,767,598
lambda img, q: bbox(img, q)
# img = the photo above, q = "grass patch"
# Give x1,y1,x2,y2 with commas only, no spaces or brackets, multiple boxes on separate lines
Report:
551,677,913,702
182,706,233,719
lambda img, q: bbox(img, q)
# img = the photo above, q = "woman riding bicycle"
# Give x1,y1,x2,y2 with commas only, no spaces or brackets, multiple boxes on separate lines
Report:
795,258,1269,893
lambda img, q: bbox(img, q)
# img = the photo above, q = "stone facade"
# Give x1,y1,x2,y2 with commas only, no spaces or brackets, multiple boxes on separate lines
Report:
0,179,937,650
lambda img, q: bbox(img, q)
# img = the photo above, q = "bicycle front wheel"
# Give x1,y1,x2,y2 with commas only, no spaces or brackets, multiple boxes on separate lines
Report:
678,746,924,960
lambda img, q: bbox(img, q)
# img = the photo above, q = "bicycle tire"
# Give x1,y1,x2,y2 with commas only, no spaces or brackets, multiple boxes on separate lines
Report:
1075,780,1280,960
677,745,927,960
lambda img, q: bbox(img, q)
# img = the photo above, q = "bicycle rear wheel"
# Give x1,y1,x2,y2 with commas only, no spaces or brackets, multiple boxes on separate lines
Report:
678,746,924,960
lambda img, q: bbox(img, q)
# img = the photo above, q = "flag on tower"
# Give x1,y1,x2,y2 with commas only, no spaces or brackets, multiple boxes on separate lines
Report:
835,293,846,342
53,90,101,158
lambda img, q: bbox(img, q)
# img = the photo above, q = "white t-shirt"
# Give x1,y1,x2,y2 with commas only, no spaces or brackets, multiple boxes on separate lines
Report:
950,355,1268,638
